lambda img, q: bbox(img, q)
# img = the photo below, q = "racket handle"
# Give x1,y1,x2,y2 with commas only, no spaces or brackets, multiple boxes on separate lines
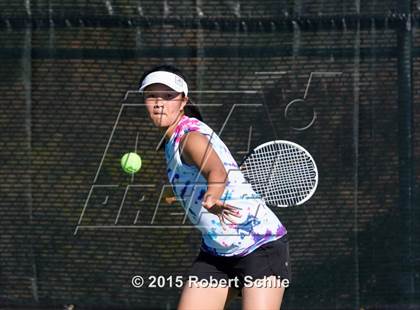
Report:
165,196,177,204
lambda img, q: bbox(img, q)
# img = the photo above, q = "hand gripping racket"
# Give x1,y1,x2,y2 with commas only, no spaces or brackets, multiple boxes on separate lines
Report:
240,140,318,207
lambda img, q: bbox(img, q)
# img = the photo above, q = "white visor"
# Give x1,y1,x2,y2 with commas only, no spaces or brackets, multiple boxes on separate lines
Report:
139,71,188,96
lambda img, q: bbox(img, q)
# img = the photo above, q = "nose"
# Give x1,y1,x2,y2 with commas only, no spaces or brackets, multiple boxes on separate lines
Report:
152,99,165,114
153,97,164,107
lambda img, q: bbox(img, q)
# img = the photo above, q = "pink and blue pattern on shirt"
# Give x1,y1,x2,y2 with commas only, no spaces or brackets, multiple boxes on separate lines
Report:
164,115,287,257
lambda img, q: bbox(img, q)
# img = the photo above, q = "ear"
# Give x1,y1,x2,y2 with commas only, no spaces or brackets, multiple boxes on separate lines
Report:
180,96,188,110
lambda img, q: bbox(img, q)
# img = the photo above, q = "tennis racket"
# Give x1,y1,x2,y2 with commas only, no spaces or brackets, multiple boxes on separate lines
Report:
240,140,318,207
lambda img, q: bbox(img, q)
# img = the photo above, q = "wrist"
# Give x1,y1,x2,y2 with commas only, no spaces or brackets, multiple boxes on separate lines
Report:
202,194,217,209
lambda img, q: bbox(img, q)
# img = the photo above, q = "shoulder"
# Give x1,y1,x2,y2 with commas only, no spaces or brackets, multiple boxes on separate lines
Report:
179,131,209,149
174,116,212,142
178,116,202,130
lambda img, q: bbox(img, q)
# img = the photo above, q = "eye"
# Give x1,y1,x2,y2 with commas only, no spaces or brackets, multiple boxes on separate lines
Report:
164,93,173,100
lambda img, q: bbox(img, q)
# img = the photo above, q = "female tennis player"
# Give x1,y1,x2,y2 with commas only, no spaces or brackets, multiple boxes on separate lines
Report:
140,65,291,310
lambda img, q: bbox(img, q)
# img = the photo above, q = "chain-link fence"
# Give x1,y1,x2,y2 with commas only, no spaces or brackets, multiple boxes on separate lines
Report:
0,1,419,309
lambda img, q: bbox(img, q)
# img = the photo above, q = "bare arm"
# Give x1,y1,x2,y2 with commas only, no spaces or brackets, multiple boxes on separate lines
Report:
179,131,241,228
179,131,227,206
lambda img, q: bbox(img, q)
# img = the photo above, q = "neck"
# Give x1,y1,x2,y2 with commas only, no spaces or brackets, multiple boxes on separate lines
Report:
163,113,185,141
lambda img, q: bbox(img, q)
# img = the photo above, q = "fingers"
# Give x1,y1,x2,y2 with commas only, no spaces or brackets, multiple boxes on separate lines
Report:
201,199,242,229
218,214,227,230
222,203,242,218
222,211,240,225
227,209,242,218
223,203,240,211
218,212,238,230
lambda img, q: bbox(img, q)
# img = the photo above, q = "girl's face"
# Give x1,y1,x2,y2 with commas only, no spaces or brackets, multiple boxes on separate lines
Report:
143,83,187,129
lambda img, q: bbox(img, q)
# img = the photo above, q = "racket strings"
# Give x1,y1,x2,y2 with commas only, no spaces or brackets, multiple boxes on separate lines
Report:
242,143,317,206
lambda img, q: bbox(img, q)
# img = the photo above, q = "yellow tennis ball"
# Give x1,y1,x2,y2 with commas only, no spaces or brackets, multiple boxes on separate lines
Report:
121,152,142,174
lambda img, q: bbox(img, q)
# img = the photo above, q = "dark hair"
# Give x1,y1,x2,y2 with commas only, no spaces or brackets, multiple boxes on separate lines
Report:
139,64,203,121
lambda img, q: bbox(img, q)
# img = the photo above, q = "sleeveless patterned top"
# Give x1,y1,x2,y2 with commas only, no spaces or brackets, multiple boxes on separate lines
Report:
164,115,287,257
